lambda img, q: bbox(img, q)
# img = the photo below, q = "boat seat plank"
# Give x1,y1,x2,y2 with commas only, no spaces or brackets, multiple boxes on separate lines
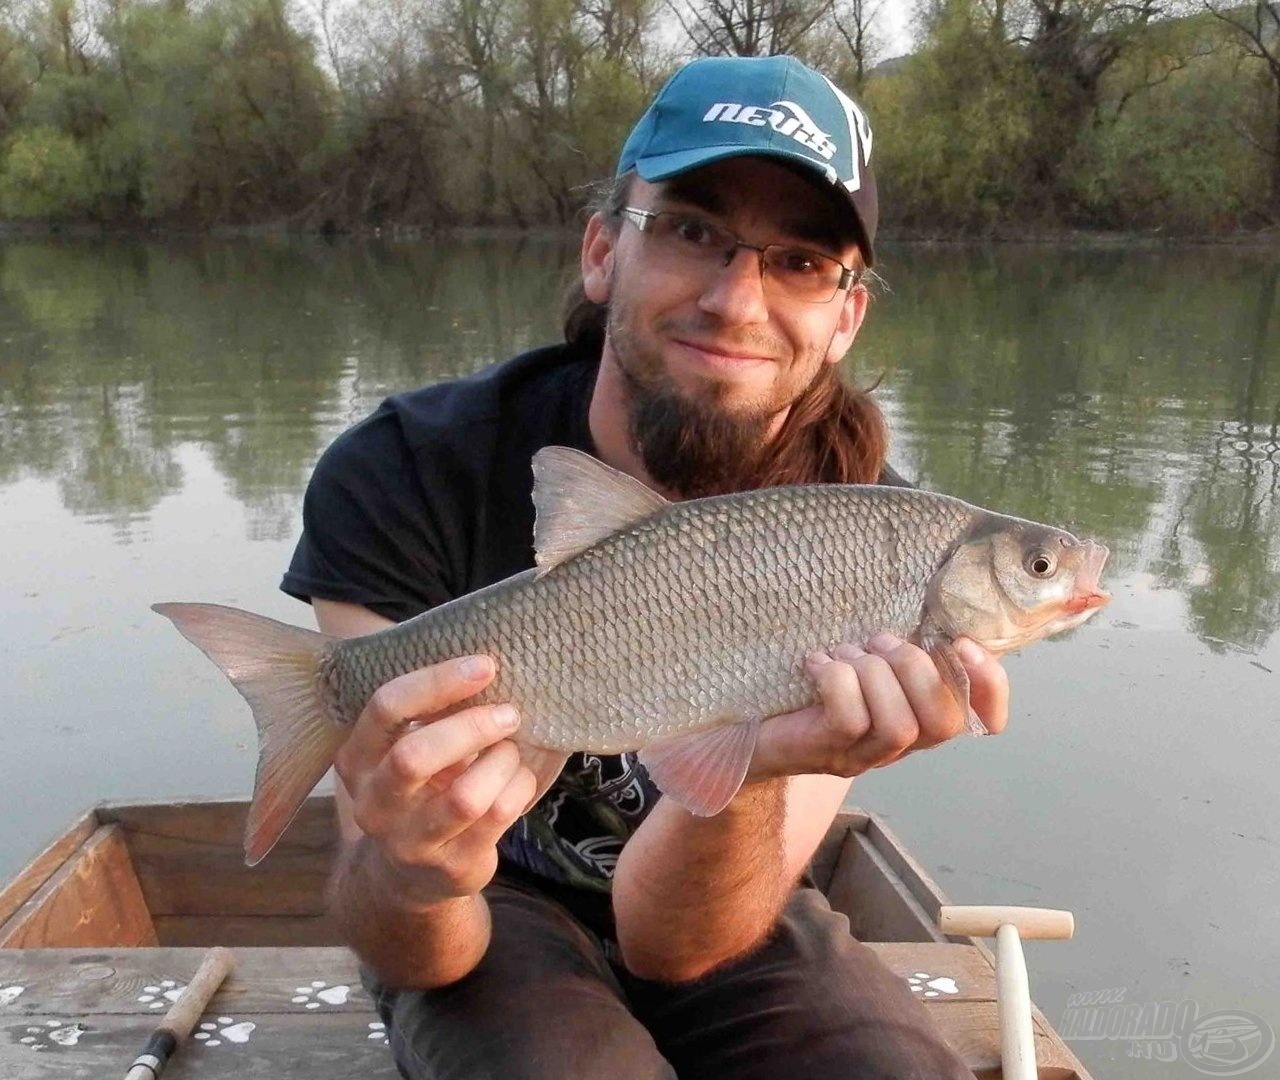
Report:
0,827,156,949
0,944,1083,1078
1,1012,399,1079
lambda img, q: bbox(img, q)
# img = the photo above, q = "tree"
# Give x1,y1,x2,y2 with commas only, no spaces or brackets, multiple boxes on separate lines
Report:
669,0,835,57
1207,0,1280,221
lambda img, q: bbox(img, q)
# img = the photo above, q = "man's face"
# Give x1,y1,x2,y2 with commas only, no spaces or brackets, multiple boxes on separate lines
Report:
581,156,868,496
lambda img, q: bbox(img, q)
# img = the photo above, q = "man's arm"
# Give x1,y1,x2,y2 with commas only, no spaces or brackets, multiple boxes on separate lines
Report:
612,633,1009,983
317,599,536,990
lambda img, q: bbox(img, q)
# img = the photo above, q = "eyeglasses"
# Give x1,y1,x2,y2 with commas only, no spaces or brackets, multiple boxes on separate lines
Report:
616,206,860,304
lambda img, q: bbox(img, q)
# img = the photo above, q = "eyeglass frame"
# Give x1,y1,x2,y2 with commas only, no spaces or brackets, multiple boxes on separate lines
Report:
614,205,862,304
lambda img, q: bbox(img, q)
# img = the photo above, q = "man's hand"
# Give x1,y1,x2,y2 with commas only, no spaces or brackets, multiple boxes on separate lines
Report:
748,634,1009,782
333,656,537,907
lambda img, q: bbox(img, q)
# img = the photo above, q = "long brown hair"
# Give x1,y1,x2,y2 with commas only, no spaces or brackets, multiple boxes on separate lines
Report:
562,175,888,487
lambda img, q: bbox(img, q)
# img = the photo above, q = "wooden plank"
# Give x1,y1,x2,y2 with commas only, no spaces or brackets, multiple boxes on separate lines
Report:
826,830,950,944
923,1001,1085,1080
0,947,368,1015
863,942,997,1002
98,797,335,920
0,1012,400,1079
808,809,867,893
152,915,342,948
0,827,157,949
0,812,98,929
96,796,336,849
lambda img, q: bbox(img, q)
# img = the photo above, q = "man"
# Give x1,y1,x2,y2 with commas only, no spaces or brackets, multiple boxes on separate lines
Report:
282,54,1008,1079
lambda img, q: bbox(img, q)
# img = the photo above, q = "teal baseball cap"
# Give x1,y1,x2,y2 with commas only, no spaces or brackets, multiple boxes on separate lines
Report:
617,55,878,266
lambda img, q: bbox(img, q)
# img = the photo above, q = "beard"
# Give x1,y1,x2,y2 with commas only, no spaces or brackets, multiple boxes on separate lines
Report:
606,303,820,499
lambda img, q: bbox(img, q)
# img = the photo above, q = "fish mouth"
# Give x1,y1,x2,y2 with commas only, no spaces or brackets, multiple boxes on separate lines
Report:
1065,540,1111,615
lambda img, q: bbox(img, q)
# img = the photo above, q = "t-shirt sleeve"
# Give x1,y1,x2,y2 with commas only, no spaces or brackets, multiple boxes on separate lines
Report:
281,408,455,624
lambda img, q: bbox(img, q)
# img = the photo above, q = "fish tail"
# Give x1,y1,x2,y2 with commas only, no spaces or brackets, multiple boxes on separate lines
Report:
152,602,344,866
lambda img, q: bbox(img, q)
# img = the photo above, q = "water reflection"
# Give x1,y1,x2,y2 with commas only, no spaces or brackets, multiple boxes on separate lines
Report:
0,238,1276,649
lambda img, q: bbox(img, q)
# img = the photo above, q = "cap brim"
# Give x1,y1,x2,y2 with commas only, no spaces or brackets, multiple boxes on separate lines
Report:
632,145,874,267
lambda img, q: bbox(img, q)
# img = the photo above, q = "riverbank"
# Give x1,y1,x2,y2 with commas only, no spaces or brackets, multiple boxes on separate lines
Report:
1,217,1277,252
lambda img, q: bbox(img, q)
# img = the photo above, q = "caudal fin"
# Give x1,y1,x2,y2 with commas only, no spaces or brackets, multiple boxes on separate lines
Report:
152,602,345,865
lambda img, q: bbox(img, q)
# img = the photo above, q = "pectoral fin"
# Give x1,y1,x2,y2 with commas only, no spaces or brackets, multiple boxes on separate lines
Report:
922,633,989,737
638,718,760,816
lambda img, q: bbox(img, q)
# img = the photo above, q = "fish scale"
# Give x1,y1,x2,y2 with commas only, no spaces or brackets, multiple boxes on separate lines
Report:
327,484,984,754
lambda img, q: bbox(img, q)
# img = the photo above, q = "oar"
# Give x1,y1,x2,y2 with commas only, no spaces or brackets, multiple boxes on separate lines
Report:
938,905,1075,1080
124,947,236,1080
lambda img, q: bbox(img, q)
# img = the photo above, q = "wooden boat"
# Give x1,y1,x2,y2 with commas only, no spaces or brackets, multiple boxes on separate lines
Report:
0,796,1093,1079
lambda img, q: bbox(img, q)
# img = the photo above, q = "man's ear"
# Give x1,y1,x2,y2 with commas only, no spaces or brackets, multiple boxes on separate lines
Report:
824,283,869,365
581,213,617,303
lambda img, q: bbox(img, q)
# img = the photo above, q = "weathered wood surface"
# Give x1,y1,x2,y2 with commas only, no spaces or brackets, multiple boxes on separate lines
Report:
0,944,1087,1079
0,813,98,931
0,827,157,949
826,827,951,944
98,798,336,933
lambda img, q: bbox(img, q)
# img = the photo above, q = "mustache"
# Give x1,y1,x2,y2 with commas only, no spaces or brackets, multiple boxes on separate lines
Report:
655,316,788,361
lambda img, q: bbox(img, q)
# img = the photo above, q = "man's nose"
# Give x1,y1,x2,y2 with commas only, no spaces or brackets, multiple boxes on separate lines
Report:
697,245,770,324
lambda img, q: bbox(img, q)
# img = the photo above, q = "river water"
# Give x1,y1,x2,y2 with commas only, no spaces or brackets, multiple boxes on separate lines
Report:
1,236,1277,1077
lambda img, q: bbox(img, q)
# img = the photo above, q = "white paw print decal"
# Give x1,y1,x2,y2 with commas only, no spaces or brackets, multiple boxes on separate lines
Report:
368,1020,389,1045
0,983,25,1006
194,1017,255,1047
138,980,185,1009
19,1019,86,1049
908,971,960,998
292,980,352,1009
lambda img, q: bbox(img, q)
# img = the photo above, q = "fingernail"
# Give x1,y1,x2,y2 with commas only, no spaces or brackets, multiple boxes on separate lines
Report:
494,704,520,731
866,633,902,654
806,651,833,666
954,638,986,665
831,643,866,662
462,655,494,680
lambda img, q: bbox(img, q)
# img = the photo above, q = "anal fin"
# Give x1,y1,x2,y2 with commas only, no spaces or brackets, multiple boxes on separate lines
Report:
639,719,759,816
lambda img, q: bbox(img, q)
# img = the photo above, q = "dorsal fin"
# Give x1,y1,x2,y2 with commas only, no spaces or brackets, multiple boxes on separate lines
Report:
531,446,669,576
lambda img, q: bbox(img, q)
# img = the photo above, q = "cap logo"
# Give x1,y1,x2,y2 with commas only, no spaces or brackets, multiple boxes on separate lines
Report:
701,100,838,161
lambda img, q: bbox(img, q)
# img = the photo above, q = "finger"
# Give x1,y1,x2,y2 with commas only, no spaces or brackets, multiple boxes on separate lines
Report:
336,656,496,784
445,764,538,857
846,644,921,762
955,637,1010,735
412,740,527,849
807,650,872,745
864,633,967,748
364,702,520,811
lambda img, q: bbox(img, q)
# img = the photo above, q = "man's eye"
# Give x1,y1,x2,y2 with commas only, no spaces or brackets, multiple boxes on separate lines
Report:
774,249,824,276
671,217,718,245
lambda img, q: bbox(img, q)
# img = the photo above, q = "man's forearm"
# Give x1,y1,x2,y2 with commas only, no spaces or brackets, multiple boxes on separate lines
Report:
612,778,791,983
329,837,492,990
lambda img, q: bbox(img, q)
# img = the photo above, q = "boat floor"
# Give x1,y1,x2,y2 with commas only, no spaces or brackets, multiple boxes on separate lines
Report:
1,944,1084,1079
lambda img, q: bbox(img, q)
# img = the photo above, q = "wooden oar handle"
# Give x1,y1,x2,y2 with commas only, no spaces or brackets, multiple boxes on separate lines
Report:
124,947,235,1080
165,946,236,1035
938,904,1075,940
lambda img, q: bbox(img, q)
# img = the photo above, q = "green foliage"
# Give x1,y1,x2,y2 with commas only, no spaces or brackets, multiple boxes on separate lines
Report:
0,124,96,216
0,0,1271,232
867,0,1037,231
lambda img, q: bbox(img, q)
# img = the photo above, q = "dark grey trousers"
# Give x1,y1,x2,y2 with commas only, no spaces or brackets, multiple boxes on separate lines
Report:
368,866,973,1080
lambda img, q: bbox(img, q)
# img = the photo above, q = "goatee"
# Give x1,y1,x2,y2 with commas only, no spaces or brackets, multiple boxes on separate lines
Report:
623,368,775,499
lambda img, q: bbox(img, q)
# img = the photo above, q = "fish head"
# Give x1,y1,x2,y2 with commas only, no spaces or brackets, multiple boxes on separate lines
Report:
927,519,1110,654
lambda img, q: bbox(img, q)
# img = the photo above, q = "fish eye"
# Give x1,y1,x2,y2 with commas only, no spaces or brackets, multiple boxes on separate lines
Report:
1024,548,1057,578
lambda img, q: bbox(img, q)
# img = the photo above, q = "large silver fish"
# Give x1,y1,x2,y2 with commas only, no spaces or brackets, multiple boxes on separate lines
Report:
155,446,1110,864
